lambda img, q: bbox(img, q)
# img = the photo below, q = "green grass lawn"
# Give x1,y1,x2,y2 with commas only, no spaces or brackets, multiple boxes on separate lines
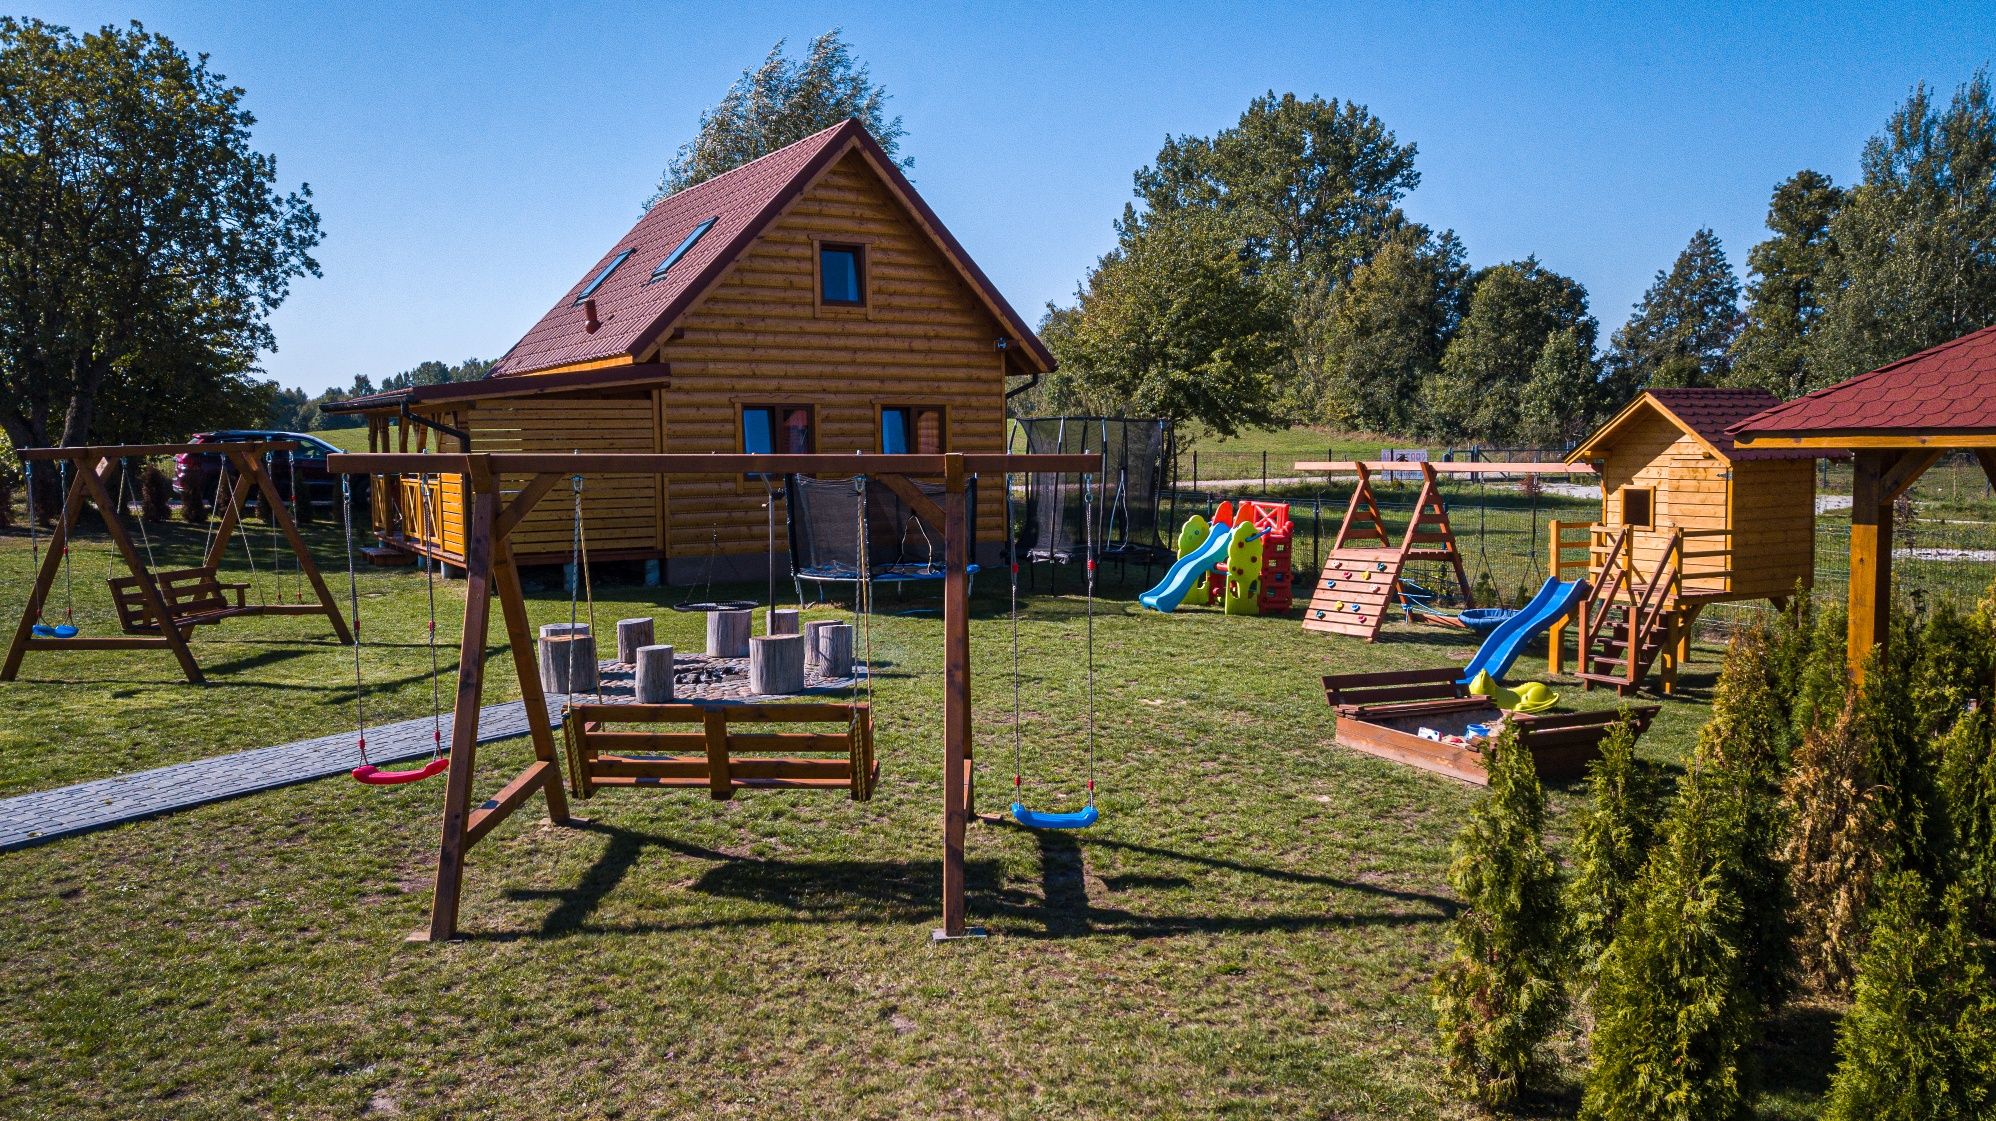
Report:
0,512,1837,1119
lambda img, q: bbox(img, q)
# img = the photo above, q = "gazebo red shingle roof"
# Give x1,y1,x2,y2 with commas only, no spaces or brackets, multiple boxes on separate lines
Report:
1728,324,1996,440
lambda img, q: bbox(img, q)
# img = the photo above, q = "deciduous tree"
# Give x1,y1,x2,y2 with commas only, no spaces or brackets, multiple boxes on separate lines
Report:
0,18,321,452
647,29,907,206
1428,258,1596,442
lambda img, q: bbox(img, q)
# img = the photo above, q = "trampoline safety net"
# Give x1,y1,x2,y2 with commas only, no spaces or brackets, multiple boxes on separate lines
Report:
1013,416,1172,564
785,474,978,583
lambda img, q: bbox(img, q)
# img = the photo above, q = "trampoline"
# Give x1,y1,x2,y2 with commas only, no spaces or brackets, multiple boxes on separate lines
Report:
785,474,978,602
1012,416,1172,568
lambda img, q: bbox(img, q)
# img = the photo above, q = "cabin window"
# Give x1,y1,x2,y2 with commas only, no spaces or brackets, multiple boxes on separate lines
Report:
574,248,634,304
651,217,717,282
881,406,945,454
1621,486,1654,528
819,243,865,306
742,405,815,456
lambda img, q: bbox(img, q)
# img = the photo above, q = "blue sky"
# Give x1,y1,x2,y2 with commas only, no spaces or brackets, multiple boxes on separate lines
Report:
27,1,1996,394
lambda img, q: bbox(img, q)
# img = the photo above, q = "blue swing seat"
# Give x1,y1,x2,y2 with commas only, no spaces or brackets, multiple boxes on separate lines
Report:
1010,801,1099,830
32,624,79,639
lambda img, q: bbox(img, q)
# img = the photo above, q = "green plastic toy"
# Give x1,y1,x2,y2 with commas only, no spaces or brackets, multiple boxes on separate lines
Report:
1222,519,1263,615
1175,514,1213,606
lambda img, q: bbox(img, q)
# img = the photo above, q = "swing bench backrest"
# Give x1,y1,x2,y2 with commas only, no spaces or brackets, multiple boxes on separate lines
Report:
562,702,877,801
107,566,251,635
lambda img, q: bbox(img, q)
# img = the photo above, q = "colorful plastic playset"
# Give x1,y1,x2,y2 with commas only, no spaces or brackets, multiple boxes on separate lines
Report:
1138,500,1292,615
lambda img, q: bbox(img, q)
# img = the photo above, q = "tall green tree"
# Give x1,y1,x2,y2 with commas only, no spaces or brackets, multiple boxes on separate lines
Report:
1808,71,1996,385
1427,258,1597,442
1566,716,1669,980
1044,208,1288,436
1729,171,1844,396
1307,226,1468,431
1132,91,1420,288
1432,726,1570,1107
647,29,907,207
0,18,322,451
1516,326,1605,446
1602,228,1742,395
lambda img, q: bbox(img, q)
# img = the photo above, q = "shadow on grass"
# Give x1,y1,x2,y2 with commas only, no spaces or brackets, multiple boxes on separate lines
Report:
488,819,1456,942
1759,1000,1841,1102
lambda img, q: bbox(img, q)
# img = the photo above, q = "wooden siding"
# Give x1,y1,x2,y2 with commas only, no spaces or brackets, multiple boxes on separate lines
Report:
409,394,661,563
1597,406,1730,590
1589,400,1816,603
642,150,1009,558
1726,458,1815,599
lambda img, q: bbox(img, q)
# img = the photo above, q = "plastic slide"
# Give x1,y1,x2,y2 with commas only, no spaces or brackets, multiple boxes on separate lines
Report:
1138,521,1235,612
1457,576,1589,685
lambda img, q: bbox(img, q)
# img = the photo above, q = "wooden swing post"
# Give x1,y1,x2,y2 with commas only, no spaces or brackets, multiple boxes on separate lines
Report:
328,450,1097,943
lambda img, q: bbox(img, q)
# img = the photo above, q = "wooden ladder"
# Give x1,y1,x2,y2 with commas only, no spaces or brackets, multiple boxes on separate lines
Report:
1576,526,1683,695
1302,462,1471,643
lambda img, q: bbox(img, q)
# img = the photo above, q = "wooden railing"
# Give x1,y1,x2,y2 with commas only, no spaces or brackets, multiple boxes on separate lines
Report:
1678,527,1733,595
398,476,448,556
1578,525,1633,670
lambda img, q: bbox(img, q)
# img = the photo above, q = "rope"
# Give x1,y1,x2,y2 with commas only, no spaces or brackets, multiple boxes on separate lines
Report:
854,477,875,718
266,453,286,603
58,461,73,626
202,459,227,557
128,458,158,572
341,475,370,765
24,461,46,626
1082,471,1098,806
566,474,601,706
216,461,266,606
417,473,443,759
1008,470,1024,798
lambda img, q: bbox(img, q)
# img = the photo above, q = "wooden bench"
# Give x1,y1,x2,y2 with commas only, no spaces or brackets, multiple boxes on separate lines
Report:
107,567,252,636
1323,667,1659,785
561,702,877,801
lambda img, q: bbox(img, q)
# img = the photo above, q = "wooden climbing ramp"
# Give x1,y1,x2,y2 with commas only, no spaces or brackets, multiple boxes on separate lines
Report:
1301,462,1472,643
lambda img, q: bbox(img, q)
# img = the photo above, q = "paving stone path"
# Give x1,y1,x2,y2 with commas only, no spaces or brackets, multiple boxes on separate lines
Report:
0,655,865,852
0,699,564,852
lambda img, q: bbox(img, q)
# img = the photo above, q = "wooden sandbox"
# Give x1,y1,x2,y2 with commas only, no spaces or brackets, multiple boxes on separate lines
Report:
1322,668,1658,785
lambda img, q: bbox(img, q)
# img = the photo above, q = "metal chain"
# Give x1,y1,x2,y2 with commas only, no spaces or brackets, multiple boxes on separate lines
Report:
24,462,44,626
1009,470,1024,799
58,461,73,625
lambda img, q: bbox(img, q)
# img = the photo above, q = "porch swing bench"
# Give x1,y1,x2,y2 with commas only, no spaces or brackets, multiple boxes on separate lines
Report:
107,567,253,635
562,702,878,801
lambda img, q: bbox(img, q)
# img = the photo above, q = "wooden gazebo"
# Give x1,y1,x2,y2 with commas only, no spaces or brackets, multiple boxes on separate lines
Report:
1731,325,1996,677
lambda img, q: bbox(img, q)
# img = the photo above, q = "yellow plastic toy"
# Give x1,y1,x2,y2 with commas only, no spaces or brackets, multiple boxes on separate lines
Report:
1467,670,1560,713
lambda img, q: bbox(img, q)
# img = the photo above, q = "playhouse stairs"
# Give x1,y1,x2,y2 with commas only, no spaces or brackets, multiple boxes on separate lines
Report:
1575,603,1671,693
1575,527,1681,695
1302,548,1403,640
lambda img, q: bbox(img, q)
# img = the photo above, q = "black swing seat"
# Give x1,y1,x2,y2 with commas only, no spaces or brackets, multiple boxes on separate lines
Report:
107,566,252,635
562,702,878,801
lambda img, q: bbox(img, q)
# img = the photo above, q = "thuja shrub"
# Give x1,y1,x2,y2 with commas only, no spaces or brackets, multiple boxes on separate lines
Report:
1781,690,1888,991
1565,714,1668,982
1824,871,1996,1120
180,475,208,524
1936,708,1996,904
1699,624,1794,1010
1581,762,1760,1121
1432,725,1570,1107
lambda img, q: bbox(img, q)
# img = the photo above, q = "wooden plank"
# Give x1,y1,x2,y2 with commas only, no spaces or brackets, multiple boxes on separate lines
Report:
76,460,206,684
16,441,301,459
465,761,557,847
1295,460,1596,475
1848,449,1892,678
702,708,733,799
330,452,1100,477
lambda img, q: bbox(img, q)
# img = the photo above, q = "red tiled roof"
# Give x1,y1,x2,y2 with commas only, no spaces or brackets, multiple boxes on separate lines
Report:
1644,387,1819,461
490,119,1052,377
1729,324,1996,440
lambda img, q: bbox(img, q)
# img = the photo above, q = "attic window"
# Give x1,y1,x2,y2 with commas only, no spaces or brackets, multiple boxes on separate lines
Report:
819,243,865,306
574,248,634,304
651,217,717,282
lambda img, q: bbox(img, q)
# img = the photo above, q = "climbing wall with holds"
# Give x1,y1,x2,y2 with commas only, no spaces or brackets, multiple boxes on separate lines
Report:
1301,548,1405,640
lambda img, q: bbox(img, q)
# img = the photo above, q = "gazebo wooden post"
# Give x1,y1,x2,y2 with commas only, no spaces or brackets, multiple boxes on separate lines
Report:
1847,450,1893,672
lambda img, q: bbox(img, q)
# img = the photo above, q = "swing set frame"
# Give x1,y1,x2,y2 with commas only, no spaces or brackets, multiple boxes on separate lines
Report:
4,442,352,685
328,449,1098,943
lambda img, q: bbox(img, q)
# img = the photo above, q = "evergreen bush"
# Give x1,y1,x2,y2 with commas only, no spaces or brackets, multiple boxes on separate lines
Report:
1699,624,1794,1010
139,465,172,524
1781,691,1888,991
1565,714,1667,981
1824,871,1996,1120
1432,725,1569,1107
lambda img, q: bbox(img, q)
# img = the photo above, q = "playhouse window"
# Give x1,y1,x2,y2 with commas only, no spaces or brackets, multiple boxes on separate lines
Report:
574,248,634,304
881,406,944,454
819,243,865,305
651,217,717,282
1621,487,1654,528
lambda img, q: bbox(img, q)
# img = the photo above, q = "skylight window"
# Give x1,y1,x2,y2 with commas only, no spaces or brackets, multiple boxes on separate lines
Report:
651,217,718,282
574,248,634,304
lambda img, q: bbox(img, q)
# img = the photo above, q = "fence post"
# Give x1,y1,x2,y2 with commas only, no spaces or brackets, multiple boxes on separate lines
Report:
1192,451,1198,495
1261,451,1268,496
1312,497,1322,573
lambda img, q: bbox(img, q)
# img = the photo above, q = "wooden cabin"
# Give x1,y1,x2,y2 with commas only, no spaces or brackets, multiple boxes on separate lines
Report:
1555,388,1827,691
328,120,1053,576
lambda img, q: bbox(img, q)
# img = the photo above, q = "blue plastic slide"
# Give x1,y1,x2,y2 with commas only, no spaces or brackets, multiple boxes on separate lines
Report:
1138,522,1235,612
1458,576,1590,685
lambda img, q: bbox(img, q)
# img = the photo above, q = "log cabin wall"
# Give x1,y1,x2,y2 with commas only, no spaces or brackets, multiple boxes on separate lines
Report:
638,149,1010,568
